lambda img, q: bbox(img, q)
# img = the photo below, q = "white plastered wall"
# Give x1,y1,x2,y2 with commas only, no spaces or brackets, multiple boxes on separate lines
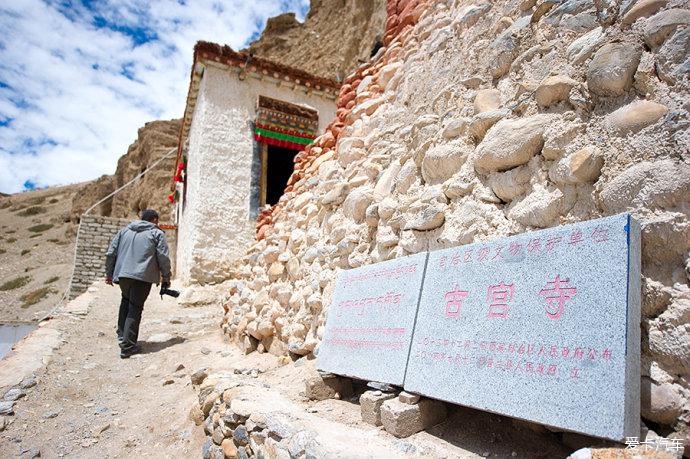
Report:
176,65,336,285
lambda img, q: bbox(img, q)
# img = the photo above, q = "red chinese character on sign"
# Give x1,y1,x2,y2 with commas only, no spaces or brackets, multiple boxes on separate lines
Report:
451,252,461,265
539,275,577,320
570,368,580,379
439,256,447,268
464,250,472,262
477,247,490,262
487,282,515,319
492,246,504,260
574,347,584,359
527,238,541,253
591,225,609,242
548,365,557,376
569,230,584,245
444,285,469,319
602,349,612,361
508,242,523,256
545,236,562,252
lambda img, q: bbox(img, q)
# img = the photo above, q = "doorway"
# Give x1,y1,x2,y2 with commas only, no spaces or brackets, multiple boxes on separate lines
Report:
261,144,299,206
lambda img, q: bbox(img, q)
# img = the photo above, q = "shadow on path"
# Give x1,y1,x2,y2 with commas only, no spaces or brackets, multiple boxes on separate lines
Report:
139,336,186,354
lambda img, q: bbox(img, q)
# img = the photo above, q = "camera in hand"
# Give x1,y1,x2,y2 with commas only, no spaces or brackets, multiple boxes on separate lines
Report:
160,287,181,298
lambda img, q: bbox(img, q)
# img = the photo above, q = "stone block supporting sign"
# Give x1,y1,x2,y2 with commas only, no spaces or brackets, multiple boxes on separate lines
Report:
404,214,640,440
317,252,429,386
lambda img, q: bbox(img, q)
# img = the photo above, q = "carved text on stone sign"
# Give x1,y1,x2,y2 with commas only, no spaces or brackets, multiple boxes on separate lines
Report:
343,263,417,286
437,225,611,268
336,292,403,317
415,337,614,379
323,338,405,350
444,276,577,320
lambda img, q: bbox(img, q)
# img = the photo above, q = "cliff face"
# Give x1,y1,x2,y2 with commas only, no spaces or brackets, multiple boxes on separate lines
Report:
221,0,690,444
71,119,180,222
246,0,388,81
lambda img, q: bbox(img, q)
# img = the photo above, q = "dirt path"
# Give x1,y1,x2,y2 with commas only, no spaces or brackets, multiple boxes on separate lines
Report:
0,281,228,458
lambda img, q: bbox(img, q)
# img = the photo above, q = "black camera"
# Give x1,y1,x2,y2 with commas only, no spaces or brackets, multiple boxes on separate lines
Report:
160,287,181,299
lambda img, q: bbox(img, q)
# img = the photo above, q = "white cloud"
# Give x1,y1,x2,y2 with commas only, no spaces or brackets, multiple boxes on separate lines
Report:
0,0,310,193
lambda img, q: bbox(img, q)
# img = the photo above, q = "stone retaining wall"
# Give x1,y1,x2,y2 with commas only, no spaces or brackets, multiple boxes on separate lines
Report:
69,215,131,299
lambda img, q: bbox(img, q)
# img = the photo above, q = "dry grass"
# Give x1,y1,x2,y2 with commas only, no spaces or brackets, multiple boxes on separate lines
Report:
20,249,30,256
16,206,47,217
44,276,60,285
6,237,17,243
27,224,53,233
0,249,6,255
0,275,32,291
20,286,54,308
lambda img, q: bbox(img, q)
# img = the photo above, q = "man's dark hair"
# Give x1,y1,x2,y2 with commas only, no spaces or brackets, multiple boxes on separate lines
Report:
141,209,159,222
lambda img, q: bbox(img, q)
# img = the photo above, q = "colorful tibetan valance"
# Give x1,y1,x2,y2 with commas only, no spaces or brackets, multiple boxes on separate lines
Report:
254,96,318,151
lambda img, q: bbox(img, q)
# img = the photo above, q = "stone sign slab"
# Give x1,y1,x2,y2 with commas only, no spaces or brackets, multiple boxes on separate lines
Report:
404,214,640,440
317,252,429,386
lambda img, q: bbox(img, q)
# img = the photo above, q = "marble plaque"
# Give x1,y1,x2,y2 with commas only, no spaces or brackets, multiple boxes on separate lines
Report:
317,252,429,386
404,214,640,440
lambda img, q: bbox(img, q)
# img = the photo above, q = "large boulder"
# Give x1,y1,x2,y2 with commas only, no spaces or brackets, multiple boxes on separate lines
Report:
342,187,374,222
621,0,668,27
474,89,502,113
473,115,551,172
421,143,468,184
566,26,605,65
535,75,578,107
488,166,531,202
643,8,690,48
656,26,690,85
508,185,564,228
599,160,690,212
641,381,685,425
587,42,641,96
549,146,604,185
605,100,668,135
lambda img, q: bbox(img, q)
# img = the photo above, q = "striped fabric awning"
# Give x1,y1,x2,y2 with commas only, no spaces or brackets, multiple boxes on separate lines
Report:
254,96,318,151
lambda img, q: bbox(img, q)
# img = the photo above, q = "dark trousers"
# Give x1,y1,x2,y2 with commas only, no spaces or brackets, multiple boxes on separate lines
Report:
117,278,152,351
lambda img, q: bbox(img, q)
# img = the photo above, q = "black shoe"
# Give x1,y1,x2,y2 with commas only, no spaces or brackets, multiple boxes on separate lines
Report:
120,345,141,359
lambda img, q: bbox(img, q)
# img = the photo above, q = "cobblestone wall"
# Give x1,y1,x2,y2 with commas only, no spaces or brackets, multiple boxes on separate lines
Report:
69,215,131,299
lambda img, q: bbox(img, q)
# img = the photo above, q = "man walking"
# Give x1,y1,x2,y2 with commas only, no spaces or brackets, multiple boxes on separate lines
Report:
105,209,171,358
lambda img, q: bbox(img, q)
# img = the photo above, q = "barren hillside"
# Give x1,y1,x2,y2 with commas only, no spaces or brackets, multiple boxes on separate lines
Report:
246,0,387,80
0,185,80,322
71,119,181,223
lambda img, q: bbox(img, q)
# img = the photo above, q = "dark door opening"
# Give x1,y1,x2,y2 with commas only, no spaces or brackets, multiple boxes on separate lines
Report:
264,145,299,206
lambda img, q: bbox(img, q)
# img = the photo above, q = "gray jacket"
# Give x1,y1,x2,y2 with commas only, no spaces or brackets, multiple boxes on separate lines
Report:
105,220,172,285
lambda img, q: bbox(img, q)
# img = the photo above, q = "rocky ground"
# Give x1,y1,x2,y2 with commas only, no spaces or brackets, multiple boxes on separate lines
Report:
0,282,680,458
0,185,80,323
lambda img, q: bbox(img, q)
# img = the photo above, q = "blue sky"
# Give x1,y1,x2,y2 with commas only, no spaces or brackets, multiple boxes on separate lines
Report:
0,0,310,193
